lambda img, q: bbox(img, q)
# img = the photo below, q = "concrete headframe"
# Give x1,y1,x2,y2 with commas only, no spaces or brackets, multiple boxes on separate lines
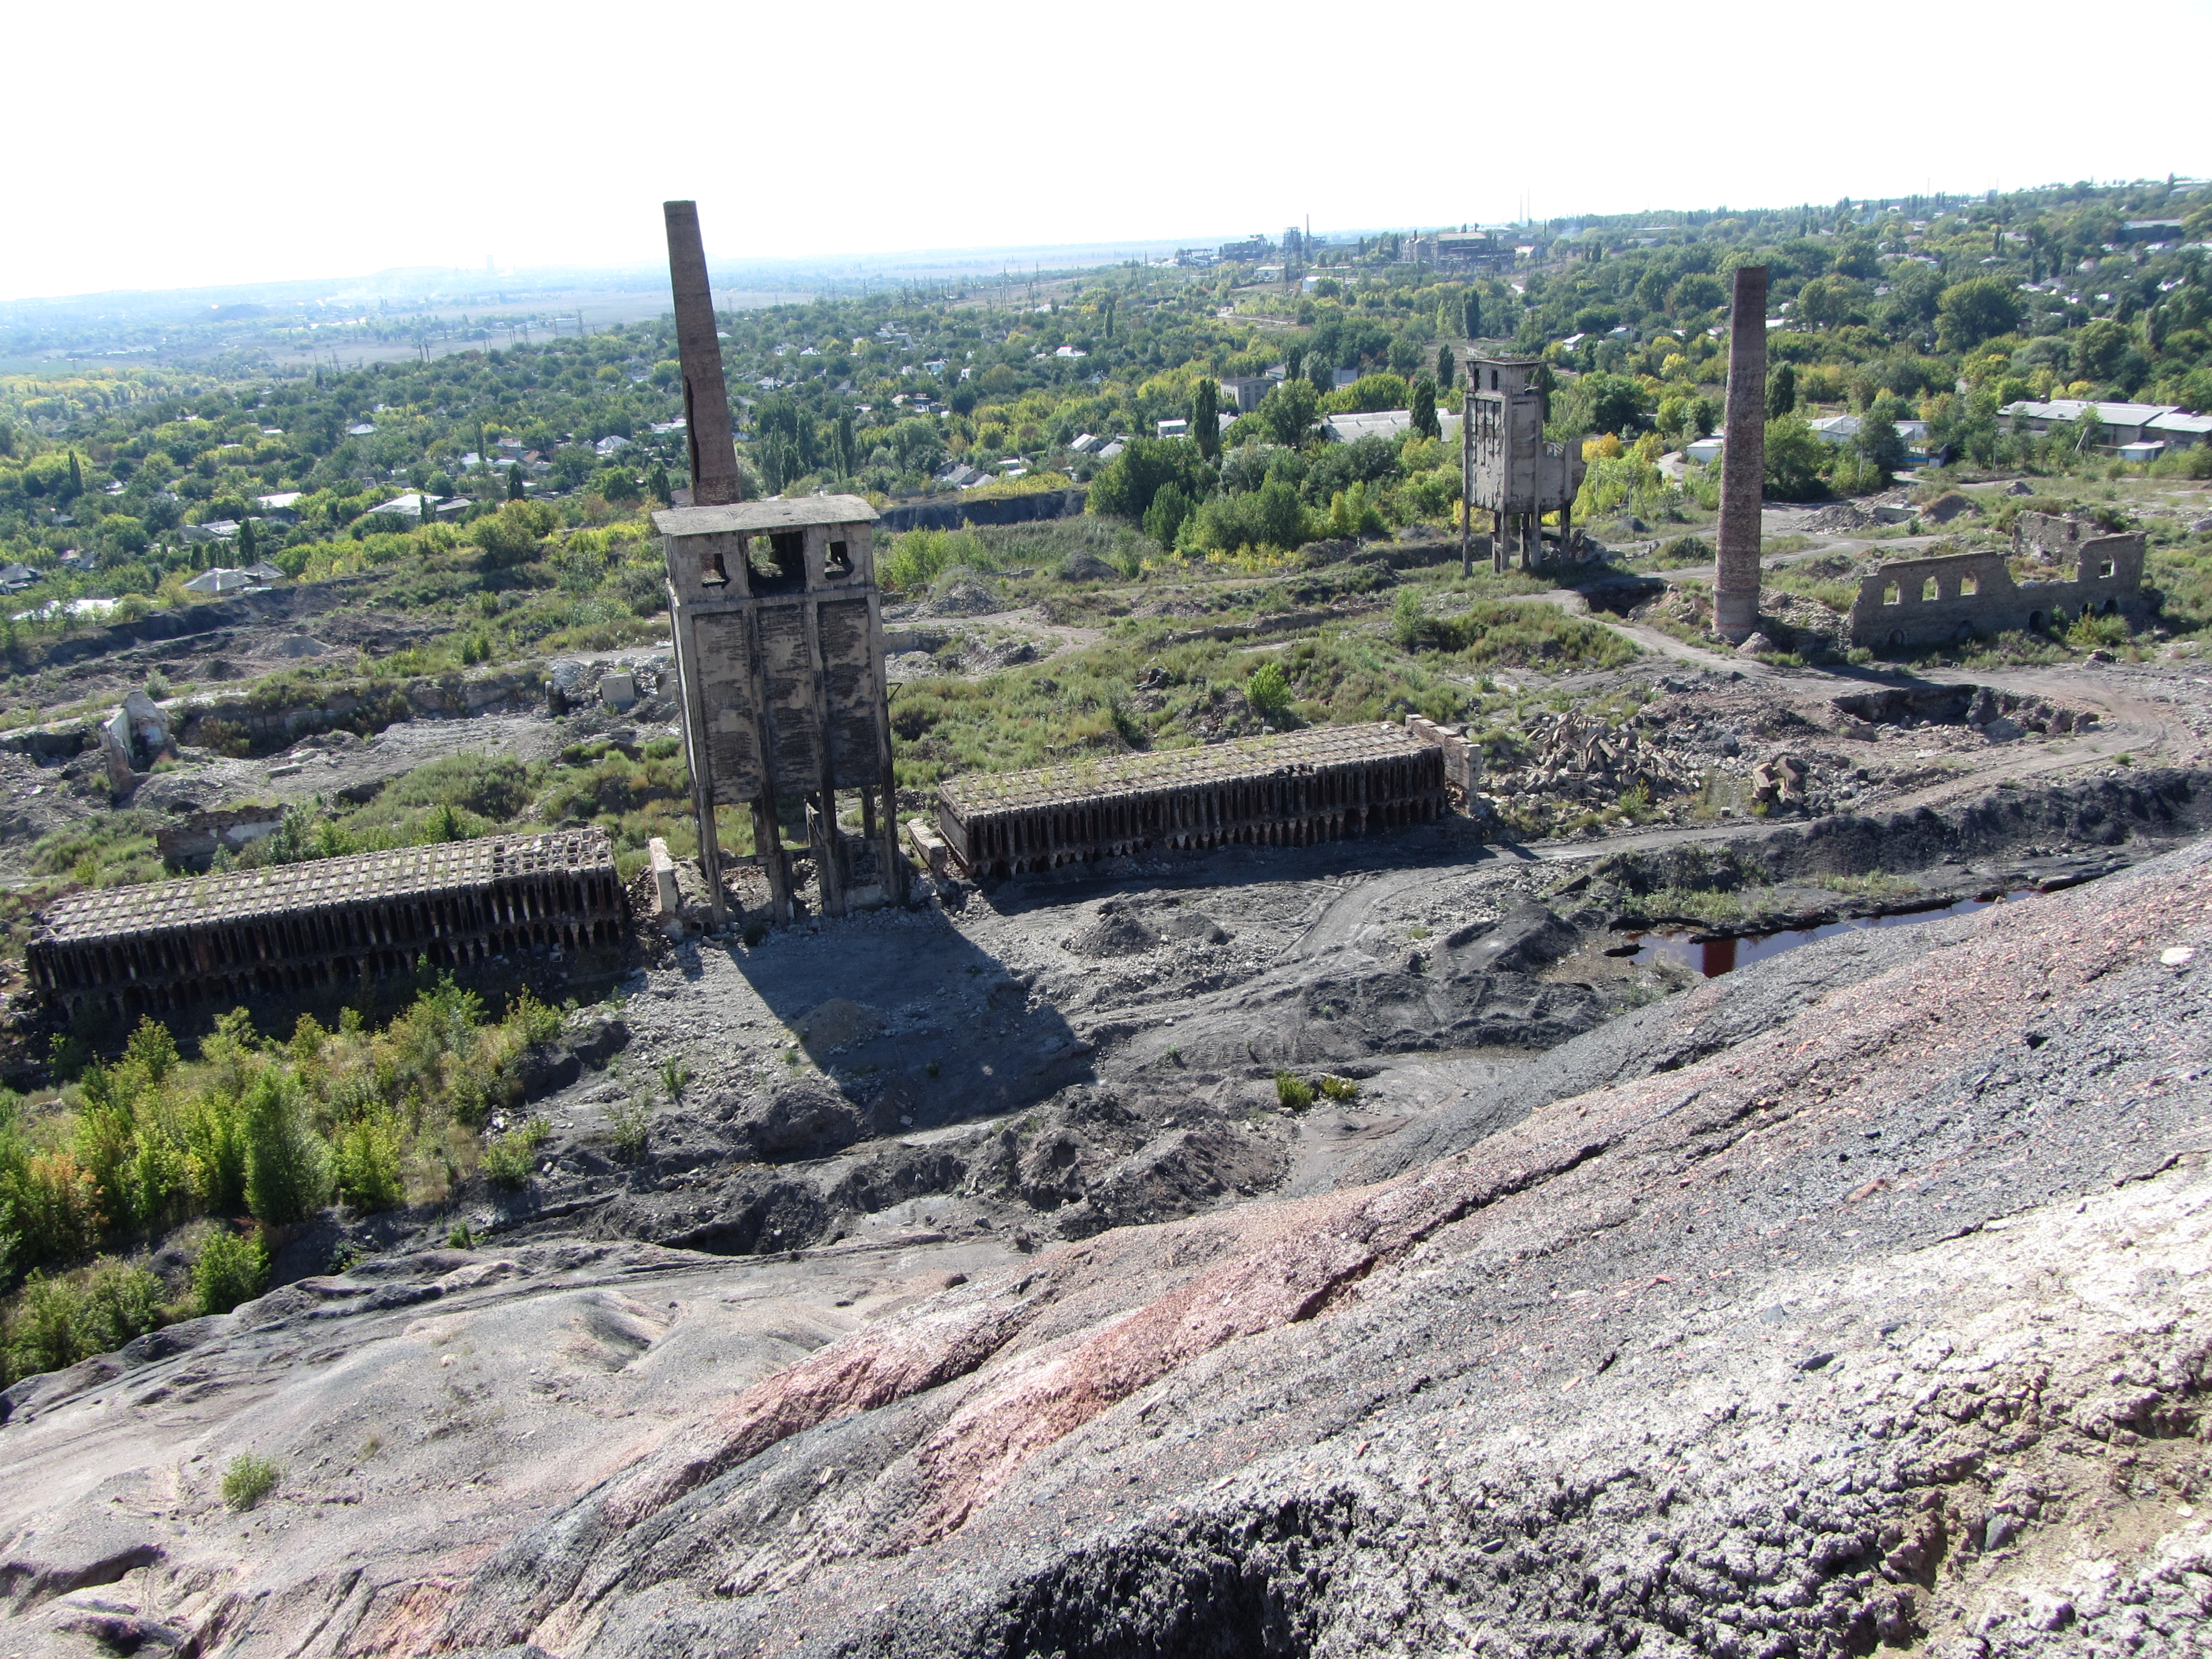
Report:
1713,265,1768,641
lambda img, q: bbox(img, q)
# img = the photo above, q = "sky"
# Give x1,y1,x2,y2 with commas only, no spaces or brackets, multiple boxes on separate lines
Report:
9,0,2208,303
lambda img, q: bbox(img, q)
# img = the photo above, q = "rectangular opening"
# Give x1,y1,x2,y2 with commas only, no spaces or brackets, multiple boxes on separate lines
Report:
2099,560,2115,578
1960,573,1979,596
824,538,853,579
1882,582,1901,606
748,530,806,594
701,542,727,586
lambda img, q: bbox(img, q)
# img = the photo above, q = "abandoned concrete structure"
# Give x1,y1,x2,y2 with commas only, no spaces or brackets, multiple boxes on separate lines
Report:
655,204,908,927
933,724,1445,877
1714,265,1768,641
1844,518,2146,650
1459,353,1587,575
655,495,907,925
28,830,625,1020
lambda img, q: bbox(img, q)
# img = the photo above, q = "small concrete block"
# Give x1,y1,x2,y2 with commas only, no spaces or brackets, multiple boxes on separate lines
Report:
648,837,680,918
601,672,638,710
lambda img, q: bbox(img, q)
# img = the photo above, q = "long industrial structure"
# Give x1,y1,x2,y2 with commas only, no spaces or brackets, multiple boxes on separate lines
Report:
933,724,1446,877
28,830,625,1020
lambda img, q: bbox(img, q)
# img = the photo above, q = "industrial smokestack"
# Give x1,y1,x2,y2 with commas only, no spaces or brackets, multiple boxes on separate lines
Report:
1713,264,1767,641
662,200,743,507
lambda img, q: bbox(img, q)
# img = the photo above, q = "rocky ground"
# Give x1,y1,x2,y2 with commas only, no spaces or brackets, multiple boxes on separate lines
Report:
4,807,2209,1659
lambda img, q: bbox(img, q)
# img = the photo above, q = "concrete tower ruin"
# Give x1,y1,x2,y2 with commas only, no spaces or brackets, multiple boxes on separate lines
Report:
1459,352,1586,576
1713,264,1768,641
653,202,907,928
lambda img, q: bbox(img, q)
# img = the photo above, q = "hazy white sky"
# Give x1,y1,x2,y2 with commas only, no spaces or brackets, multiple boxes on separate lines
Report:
10,0,2206,302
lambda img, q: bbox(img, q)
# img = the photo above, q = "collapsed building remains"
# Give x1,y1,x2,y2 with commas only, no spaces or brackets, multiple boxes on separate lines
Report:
1844,513,2146,650
932,724,1445,877
29,830,626,1020
1459,353,1587,575
656,202,906,927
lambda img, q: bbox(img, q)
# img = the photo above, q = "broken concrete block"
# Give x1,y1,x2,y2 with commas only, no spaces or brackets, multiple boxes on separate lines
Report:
906,817,950,882
601,672,638,711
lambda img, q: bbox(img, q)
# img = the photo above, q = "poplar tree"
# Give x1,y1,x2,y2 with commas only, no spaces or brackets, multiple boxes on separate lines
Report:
1410,376,1440,441
1191,378,1221,460
1436,345,1455,389
1462,291,1482,340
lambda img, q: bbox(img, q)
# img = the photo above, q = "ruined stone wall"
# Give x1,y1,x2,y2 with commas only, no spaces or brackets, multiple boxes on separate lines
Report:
1844,533,2145,650
935,724,1446,876
28,829,627,1020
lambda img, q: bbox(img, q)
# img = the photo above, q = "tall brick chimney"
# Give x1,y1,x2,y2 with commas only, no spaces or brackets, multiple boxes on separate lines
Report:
662,201,744,507
1714,264,1768,641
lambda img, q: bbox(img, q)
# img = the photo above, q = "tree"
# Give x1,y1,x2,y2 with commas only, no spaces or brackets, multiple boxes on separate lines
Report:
1256,379,1318,447
1852,401,1909,486
833,409,857,476
64,451,82,500
507,463,525,500
2071,319,2131,385
1766,363,1797,418
1935,278,2023,352
1462,291,1482,340
1087,436,1209,522
1143,483,1193,548
237,519,257,562
1408,376,1440,441
1191,377,1221,462
1436,345,1455,389
1763,414,1828,500
468,499,555,567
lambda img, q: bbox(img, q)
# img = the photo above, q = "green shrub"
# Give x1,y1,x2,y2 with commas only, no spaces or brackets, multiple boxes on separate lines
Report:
1274,1071,1316,1111
191,1227,267,1316
481,1116,549,1190
1317,1075,1359,1102
608,1095,651,1164
221,1452,280,1511
330,1113,403,1213
3,1257,165,1382
1246,659,1293,719
243,1072,327,1224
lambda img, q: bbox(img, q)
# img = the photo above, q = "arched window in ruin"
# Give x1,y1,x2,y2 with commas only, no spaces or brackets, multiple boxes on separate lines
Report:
1960,572,1979,596
1921,576,1940,602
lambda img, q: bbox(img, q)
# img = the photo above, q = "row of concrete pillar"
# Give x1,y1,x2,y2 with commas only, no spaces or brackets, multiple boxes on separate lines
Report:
30,867,625,1014
944,752,1445,876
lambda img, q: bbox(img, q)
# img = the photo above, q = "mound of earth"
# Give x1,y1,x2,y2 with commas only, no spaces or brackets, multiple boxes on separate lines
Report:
1058,551,1119,582
1065,908,1161,957
927,567,1001,617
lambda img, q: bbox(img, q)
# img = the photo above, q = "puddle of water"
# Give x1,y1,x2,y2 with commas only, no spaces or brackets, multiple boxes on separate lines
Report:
1617,892,2017,978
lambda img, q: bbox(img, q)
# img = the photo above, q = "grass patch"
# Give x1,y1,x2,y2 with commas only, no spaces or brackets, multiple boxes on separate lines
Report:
1819,870,1920,902
222,1453,281,1511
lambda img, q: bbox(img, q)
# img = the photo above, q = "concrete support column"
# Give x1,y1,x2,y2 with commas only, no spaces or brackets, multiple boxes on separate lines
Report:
1715,264,1769,642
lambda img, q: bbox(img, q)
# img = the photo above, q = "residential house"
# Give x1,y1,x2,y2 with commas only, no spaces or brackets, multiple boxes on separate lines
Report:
1996,399,2185,448
1221,376,1270,413
0,563,38,592
182,567,260,594
1321,410,1413,443
2147,410,2211,450
1156,418,1190,439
